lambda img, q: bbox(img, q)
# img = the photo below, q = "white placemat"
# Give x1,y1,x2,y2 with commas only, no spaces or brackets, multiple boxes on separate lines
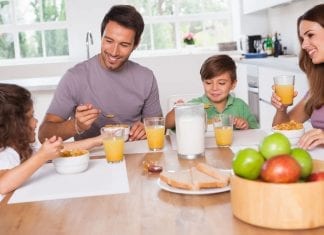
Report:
8,159,129,204
170,129,267,150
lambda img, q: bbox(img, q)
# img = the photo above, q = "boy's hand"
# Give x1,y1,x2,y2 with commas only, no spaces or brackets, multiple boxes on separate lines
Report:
233,117,248,130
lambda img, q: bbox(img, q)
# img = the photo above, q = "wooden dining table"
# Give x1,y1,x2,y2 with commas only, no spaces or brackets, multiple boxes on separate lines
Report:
0,140,323,235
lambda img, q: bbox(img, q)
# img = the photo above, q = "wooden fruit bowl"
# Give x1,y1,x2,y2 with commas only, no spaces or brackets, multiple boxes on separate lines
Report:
230,159,324,230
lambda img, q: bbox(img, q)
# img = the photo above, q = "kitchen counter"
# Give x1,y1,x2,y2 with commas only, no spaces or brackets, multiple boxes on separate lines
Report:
236,55,302,73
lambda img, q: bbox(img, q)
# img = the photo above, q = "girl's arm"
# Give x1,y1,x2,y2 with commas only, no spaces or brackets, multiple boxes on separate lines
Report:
63,135,102,151
0,137,62,194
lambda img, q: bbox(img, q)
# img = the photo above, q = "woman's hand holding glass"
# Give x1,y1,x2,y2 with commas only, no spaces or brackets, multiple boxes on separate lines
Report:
271,85,298,111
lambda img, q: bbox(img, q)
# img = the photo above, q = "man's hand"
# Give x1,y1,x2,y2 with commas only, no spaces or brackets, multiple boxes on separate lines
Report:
75,104,100,133
129,121,146,141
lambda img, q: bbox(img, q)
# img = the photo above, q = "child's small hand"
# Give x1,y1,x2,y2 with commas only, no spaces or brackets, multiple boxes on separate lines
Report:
233,117,249,130
38,136,63,161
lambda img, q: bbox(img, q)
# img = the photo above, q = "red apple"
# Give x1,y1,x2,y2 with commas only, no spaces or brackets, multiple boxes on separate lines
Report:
260,155,301,183
307,171,324,182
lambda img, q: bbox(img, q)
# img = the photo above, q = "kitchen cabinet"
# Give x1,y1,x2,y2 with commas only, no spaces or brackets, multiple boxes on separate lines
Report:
242,0,292,14
235,62,248,104
258,66,308,130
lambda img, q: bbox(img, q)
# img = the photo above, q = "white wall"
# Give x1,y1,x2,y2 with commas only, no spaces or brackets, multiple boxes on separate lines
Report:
267,0,323,55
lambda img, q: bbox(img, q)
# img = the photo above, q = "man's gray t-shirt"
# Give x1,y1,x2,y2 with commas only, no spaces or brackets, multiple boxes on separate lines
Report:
47,55,163,140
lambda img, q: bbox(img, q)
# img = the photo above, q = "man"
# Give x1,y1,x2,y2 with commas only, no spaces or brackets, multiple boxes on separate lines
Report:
38,5,163,142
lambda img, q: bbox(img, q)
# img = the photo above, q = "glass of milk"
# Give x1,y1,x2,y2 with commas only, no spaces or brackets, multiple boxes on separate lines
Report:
175,103,205,159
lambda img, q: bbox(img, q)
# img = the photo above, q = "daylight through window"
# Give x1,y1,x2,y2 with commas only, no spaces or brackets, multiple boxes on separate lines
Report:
0,0,68,61
127,0,234,52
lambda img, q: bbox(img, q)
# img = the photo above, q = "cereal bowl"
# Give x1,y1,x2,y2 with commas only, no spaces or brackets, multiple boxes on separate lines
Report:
272,121,305,145
53,149,90,174
103,124,130,141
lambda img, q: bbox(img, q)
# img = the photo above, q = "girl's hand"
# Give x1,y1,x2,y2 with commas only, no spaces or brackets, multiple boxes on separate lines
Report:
38,136,63,161
233,117,248,130
298,128,324,150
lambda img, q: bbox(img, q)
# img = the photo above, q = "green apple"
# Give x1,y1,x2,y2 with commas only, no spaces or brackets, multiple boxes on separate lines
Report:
259,133,291,160
290,148,313,179
232,148,265,180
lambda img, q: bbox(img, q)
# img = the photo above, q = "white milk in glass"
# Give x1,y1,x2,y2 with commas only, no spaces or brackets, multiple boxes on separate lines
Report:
175,103,205,159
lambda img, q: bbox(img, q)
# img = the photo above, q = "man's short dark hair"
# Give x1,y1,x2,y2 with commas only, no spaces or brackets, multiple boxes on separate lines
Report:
101,5,144,47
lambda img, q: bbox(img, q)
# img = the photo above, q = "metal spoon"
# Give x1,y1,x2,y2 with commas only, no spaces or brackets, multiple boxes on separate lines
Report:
101,113,115,118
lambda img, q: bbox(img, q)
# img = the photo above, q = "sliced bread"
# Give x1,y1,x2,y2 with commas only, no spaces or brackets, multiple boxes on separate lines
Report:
159,163,230,190
159,170,193,190
196,162,230,187
190,167,225,190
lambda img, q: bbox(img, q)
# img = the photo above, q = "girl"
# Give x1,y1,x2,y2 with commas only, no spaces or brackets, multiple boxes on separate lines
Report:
0,84,102,195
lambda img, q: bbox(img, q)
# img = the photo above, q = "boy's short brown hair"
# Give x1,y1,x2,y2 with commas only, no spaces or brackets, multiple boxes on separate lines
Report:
200,54,236,82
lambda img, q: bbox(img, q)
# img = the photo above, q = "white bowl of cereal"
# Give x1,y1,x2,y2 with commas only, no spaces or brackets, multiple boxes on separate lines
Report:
53,149,90,174
272,120,305,145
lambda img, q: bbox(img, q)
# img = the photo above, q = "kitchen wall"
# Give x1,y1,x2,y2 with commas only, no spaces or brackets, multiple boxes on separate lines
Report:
240,0,323,55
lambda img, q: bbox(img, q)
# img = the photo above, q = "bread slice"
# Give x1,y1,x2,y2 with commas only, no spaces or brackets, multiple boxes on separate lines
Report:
159,163,230,190
196,162,230,187
160,170,193,190
190,167,224,190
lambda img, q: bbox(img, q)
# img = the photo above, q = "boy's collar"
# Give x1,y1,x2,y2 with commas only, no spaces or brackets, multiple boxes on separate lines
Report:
202,94,235,108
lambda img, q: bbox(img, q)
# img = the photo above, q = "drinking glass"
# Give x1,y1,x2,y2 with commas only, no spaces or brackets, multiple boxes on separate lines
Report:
253,40,262,53
101,127,125,163
274,75,295,105
213,114,234,147
144,117,165,151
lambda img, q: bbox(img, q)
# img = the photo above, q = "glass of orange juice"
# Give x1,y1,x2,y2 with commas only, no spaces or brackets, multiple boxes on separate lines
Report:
100,127,125,163
213,114,234,147
144,117,165,151
274,75,295,105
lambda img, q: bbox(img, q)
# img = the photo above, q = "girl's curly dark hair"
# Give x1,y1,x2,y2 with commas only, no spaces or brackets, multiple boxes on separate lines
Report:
0,84,33,162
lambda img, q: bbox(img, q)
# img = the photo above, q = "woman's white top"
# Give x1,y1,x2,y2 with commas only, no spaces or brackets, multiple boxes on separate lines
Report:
0,147,21,200
0,147,20,170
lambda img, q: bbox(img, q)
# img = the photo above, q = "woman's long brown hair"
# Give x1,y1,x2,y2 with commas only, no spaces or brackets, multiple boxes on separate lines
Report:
0,84,33,162
297,4,324,116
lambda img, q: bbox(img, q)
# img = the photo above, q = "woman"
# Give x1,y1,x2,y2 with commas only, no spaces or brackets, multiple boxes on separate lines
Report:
272,4,324,150
0,84,102,195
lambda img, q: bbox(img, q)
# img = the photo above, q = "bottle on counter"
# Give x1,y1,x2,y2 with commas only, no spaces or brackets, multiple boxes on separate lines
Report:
273,32,282,57
264,35,273,56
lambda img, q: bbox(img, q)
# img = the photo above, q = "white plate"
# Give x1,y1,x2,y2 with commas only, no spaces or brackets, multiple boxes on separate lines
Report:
157,178,230,195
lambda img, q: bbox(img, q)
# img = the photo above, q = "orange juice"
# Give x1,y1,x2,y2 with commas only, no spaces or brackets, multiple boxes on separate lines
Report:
275,84,294,105
103,137,124,163
145,125,165,151
214,126,233,147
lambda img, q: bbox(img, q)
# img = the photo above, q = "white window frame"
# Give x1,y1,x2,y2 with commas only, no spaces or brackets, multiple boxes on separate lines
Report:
0,0,69,64
129,0,240,56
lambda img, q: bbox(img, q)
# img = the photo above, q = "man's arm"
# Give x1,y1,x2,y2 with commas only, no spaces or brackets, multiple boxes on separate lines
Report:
38,104,101,143
38,114,77,143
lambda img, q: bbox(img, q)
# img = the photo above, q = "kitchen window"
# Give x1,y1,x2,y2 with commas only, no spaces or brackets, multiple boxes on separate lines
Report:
127,0,235,53
0,0,68,61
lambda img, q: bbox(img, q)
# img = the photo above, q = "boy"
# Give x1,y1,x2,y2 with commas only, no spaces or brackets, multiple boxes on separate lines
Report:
165,54,259,130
